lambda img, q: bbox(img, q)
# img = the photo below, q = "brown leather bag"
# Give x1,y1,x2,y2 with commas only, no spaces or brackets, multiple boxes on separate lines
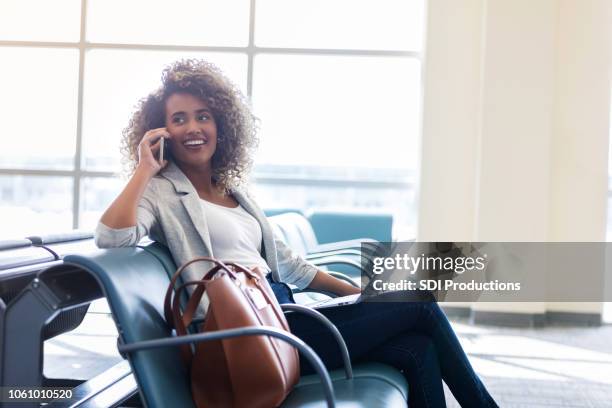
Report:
163,257,300,408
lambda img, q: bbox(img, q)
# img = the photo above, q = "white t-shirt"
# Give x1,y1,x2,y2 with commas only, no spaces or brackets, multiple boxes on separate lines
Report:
200,199,271,273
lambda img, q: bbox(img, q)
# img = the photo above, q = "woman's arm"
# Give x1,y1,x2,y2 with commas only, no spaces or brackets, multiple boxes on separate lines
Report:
308,270,361,296
95,129,169,248
100,129,168,228
100,166,156,228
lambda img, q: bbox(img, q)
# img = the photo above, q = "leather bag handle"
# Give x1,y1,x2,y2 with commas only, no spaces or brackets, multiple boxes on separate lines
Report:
171,279,209,366
163,257,235,327
177,263,263,330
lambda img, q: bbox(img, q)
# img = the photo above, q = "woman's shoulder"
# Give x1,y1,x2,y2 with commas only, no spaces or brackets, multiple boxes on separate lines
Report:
231,185,258,204
142,174,176,200
150,174,171,188
230,187,271,220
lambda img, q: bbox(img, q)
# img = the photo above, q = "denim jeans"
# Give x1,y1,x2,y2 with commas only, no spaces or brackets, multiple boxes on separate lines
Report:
282,290,498,408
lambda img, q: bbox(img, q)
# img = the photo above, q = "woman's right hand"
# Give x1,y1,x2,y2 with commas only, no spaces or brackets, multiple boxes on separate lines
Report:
137,128,171,176
100,128,170,230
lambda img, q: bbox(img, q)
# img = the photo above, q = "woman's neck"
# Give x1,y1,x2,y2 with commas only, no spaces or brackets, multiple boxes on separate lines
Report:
175,161,220,198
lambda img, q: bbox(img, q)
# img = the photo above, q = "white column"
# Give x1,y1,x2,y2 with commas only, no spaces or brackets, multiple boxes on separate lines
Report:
417,0,485,242
470,0,559,316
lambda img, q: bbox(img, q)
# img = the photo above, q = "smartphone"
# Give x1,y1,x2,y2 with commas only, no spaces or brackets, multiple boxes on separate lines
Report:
158,137,170,165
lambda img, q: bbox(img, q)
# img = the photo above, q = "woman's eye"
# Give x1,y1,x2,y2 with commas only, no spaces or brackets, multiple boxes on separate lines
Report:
197,114,209,121
172,116,185,124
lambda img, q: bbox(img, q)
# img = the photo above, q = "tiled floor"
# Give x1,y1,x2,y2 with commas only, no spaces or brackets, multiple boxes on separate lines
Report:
444,322,612,407
45,300,612,407
44,310,123,380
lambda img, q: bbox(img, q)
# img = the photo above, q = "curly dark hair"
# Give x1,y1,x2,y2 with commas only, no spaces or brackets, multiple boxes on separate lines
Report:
120,59,259,192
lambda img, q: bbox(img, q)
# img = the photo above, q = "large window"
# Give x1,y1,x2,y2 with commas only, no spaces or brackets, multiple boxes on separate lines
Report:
0,0,425,239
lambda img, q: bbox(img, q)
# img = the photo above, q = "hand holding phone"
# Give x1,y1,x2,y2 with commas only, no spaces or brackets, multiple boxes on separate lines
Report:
138,129,170,174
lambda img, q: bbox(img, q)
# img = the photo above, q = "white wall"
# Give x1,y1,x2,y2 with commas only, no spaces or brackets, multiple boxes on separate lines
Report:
419,0,612,315
549,0,611,242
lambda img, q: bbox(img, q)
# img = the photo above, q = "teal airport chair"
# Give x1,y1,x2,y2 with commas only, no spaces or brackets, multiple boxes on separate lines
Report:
268,212,386,280
307,211,393,245
60,243,408,407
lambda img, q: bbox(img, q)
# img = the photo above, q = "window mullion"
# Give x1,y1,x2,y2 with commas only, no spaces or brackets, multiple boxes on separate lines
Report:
72,0,88,229
246,0,257,99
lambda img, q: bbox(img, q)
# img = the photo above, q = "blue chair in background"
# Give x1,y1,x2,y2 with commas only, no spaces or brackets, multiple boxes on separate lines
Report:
307,210,393,244
267,212,387,281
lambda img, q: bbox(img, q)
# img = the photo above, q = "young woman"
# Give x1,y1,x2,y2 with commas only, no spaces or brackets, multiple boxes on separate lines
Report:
95,59,497,408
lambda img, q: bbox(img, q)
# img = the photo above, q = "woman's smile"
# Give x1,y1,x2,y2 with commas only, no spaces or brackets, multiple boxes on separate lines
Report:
181,136,210,150
183,138,207,147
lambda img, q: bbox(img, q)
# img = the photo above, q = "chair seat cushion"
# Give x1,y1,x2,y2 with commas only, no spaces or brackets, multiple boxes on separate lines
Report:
282,363,408,407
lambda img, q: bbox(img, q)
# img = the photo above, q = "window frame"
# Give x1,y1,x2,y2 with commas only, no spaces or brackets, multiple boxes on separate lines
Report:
0,0,421,230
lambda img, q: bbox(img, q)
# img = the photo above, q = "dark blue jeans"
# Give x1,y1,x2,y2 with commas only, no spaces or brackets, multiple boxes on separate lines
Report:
276,286,498,407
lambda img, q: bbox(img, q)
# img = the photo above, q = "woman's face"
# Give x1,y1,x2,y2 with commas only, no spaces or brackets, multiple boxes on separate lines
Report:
164,92,218,169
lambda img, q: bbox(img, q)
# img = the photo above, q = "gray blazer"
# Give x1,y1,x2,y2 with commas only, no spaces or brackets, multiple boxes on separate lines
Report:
94,161,318,293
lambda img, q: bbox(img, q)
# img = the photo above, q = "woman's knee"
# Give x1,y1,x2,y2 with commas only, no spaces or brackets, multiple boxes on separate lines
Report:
403,334,438,365
377,333,441,374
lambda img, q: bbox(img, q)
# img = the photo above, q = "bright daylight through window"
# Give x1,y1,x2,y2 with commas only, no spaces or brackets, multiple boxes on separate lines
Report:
0,0,425,239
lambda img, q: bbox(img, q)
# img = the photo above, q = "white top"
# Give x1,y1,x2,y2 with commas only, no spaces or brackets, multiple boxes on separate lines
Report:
200,199,271,273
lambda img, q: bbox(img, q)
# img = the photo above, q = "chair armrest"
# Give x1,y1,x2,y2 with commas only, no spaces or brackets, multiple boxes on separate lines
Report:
26,230,94,245
0,239,32,250
117,326,336,408
305,244,382,269
46,361,137,408
305,249,362,260
312,239,381,254
280,304,352,380
308,255,372,278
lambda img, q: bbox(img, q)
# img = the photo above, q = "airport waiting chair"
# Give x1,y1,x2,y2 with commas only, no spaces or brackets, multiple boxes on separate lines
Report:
1,231,97,306
269,212,379,256
307,211,393,245
1,231,99,346
268,212,384,280
1,234,140,407
0,237,90,389
61,243,408,407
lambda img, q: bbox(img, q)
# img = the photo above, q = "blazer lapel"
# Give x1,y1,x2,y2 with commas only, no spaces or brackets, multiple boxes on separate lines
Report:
161,162,213,252
180,194,213,252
